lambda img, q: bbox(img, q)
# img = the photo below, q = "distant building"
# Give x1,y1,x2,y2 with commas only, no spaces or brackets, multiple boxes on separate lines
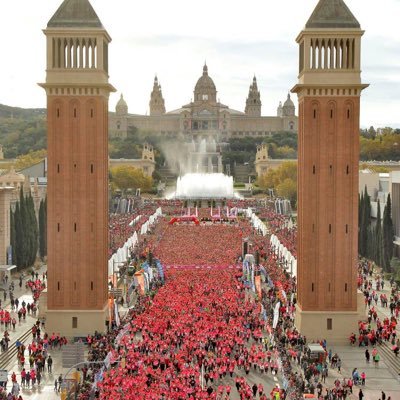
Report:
109,143,156,177
109,64,298,141
359,170,400,257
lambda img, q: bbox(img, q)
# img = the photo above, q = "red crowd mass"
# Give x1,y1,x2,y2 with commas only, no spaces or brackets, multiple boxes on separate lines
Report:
99,268,269,399
154,225,243,267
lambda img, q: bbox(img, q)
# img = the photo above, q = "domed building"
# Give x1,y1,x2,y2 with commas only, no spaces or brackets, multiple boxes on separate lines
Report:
109,64,298,148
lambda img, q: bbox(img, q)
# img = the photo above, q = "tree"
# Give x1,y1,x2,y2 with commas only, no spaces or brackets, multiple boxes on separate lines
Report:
10,207,16,265
382,194,394,271
359,186,371,257
276,178,297,205
258,161,297,205
110,165,153,193
38,198,47,260
374,200,383,267
11,188,39,268
14,149,47,170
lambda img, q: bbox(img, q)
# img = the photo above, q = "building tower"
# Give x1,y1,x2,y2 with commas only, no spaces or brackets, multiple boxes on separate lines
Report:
245,76,261,116
142,143,155,162
40,0,115,336
255,144,269,178
292,0,368,342
149,76,166,116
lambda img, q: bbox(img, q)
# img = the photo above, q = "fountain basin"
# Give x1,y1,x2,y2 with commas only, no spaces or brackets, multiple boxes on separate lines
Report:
173,173,235,199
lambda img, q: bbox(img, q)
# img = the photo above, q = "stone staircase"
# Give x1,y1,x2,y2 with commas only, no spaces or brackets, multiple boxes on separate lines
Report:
233,164,253,183
379,341,400,377
158,167,177,185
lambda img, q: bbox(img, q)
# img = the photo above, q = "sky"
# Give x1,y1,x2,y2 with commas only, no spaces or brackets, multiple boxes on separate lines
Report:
0,0,399,128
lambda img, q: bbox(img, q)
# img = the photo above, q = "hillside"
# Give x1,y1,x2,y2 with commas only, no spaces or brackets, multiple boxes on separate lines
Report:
0,104,47,159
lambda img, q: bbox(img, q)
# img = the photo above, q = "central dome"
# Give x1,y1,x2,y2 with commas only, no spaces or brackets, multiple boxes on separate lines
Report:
195,64,216,92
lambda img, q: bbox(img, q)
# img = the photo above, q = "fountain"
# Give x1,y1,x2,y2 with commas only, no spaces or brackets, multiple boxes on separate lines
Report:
174,173,235,199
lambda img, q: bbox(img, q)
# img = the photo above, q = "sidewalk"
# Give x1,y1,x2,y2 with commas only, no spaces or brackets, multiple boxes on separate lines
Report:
0,264,63,399
322,275,400,400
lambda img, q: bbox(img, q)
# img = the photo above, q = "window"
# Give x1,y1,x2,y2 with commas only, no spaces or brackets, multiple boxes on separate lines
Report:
311,283,314,292
202,121,208,130
193,121,199,130
72,317,78,329
57,282,60,290
327,318,332,330
91,281,94,291
202,94,208,101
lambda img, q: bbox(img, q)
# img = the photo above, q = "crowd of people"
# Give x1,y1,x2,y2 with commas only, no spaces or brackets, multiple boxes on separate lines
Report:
3,198,399,399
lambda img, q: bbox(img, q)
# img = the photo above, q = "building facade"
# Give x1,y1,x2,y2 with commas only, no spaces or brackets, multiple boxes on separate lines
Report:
292,0,368,342
40,0,115,336
109,65,298,141
110,143,156,177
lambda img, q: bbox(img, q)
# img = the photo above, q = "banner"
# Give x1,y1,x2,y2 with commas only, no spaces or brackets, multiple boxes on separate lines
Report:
114,302,120,327
135,272,145,295
255,275,262,300
273,301,280,329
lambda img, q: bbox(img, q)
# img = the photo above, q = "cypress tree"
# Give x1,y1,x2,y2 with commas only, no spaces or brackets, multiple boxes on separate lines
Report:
383,193,394,271
375,200,383,267
27,194,38,266
14,202,23,268
39,200,45,260
359,186,371,257
10,207,16,265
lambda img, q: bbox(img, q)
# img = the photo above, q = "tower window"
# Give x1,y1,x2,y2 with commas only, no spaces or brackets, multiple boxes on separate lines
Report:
74,282,77,290
330,109,333,119
346,224,348,234
57,223,60,232
329,165,333,174
57,164,60,173
312,165,316,174
57,282,60,291
328,283,331,292
313,109,316,119
347,109,350,119
327,318,332,330
329,224,332,234
91,164,94,173
91,109,94,118
74,223,77,232
57,108,60,118
74,108,77,118
311,283,314,292
346,165,349,175
345,283,348,292
91,281,94,291
72,317,78,329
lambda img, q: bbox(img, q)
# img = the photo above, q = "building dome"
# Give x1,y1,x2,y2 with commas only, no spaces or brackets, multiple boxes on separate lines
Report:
194,64,217,103
282,93,295,117
195,64,216,92
283,93,294,108
116,94,128,115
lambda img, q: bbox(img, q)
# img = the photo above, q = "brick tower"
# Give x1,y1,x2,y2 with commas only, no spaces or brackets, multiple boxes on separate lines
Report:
292,0,368,342
40,0,115,336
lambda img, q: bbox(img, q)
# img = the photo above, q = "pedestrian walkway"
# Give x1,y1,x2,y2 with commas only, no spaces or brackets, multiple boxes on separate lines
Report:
0,264,62,399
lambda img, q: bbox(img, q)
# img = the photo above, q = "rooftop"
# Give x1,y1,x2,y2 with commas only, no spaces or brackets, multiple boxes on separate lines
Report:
305,0,360,29
47,0,103,28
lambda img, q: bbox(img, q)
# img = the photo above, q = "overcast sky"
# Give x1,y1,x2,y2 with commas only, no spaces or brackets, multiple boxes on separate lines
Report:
0,0,399,128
